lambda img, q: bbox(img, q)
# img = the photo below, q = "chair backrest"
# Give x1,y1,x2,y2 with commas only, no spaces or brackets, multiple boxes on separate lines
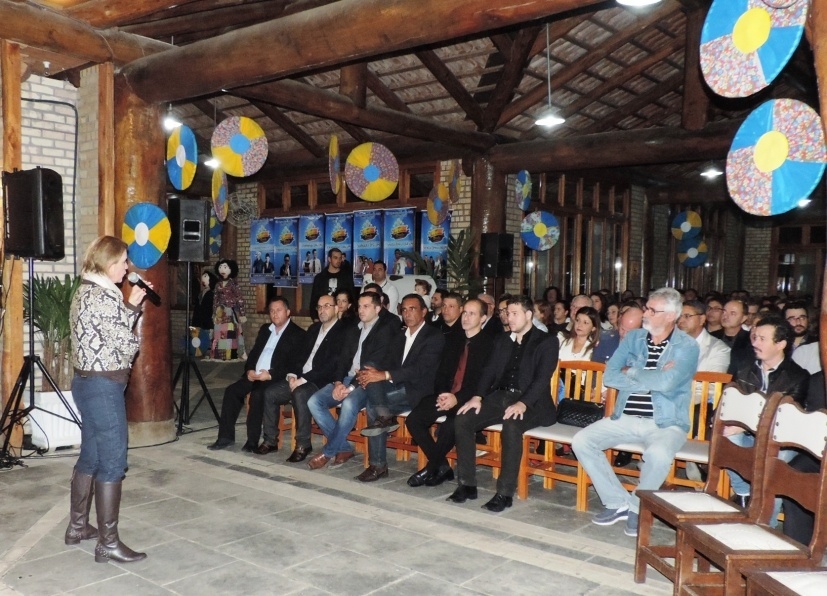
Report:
554,360,606,404
689,371,732,440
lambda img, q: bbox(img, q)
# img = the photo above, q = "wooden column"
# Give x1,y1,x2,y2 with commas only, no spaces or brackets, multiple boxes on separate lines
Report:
98,62,115,236
113,77,175,445
469,156,506,296
1,40,23,453
681,6,709,131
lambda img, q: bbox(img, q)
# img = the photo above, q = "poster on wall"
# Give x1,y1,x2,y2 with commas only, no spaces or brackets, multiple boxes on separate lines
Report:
353,209,383,285
273,216,299,288
383,207,416,276
250,218,276,285
420,210,450,288
298,213,325,284
324,212,353,277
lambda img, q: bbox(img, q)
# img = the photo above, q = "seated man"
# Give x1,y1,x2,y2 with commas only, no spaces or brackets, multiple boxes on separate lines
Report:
207,297,306,451
405,298,495,487
572,287,699,538
449,295,559,512
305,292,400,470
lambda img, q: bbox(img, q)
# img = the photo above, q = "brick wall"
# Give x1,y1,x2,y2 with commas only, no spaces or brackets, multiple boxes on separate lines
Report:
75,68,100,260
741,221,772,295
503,174,521,295
627,186,646,296
650,204,670,289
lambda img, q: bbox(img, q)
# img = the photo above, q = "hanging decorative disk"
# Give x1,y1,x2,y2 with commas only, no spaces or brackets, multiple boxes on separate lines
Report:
166,125,198,191
212,169,228,222
329,135,341,194
678,236,708,268
671,210,702,240
427,184,451,225
210,116,268,177
209,213,223,255
726,99,827,216
344,142,399,201
515,170,532,211
447,159,461,204
762,0,798,8
699,0,807,98
122,203,171,269
521,211,560,251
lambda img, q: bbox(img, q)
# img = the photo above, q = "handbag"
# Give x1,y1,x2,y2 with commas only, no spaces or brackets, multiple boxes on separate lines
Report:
556,398,604,428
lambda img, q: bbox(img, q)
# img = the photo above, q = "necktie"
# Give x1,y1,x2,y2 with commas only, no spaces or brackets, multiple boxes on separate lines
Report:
451,340,469,394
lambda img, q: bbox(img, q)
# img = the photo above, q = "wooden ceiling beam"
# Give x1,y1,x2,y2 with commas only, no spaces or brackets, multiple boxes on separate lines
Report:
250,100,326,158
415,49,485,128
365,70,411,113
234,79,496,152
118,0,606,104
120,2,288,39
336,122,372,144
65,0,202,28
681,6,709,130
339,63,367,108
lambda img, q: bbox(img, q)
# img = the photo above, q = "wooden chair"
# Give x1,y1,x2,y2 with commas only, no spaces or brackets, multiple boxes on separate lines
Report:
245,395,294,450
385,410,419,462
746,568,827,596
634,387,784,586
674,397,827,595
517,361,604,509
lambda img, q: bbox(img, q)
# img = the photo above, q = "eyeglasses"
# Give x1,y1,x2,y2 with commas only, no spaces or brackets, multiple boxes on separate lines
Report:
679,313,701,319
706,306,723,312
498,308,508,314
317,304,335,310
644,306,666,315
786,315,807,323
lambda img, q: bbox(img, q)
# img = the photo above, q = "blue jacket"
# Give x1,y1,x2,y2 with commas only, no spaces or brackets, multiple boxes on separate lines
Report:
603,327,699,432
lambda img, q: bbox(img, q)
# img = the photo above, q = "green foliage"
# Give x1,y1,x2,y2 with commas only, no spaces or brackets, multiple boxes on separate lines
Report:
399,251,429,275
446,229,482,299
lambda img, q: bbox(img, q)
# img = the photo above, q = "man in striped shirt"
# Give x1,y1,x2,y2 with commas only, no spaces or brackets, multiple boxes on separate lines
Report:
572,287,699,538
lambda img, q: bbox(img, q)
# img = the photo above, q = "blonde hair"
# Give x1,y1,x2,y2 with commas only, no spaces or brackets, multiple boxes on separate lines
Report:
81,236,128,275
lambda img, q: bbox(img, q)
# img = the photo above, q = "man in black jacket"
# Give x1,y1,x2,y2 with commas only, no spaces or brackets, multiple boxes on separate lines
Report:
308,248,355,322
449,295,559,512
405,298,495,487
258,294,350,461
208,297,306,451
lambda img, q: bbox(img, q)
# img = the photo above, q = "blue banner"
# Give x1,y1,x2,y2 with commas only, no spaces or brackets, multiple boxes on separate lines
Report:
273,216,299,287
383,207,416,275
353,209,383,285
324,212,353,278
250,218,276,285
420,211,450,288
298,213,325,284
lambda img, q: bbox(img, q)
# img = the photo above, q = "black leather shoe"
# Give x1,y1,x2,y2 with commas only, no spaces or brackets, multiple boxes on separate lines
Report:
731,494,751,509
355,465,389,482
207,438,233,450
407,468,433,487
241,441,257,453
360,416,400,437
286,446,312,463
424,464,454,487
447,485,477,503
255,444,278,455
613,451,633,467
482,493,513,512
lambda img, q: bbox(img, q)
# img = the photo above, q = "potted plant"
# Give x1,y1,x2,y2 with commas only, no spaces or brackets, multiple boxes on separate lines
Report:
446,229,482,299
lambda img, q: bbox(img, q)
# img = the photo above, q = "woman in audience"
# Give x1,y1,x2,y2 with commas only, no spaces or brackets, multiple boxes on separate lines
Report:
606,299,620,330
549,299,568,335
590,292,612,330
558,306,600,362
543,286,561,305
335,288,357,326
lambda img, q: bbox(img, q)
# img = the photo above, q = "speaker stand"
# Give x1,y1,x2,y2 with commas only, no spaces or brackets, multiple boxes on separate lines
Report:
172,263,219,434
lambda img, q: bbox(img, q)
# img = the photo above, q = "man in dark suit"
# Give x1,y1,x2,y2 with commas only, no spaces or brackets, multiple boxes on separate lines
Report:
449,295,559,512
435,292,463,339
257,294,352,461
405,298,495,487
477,293,503,339
356,294,445,481
208,296,306,451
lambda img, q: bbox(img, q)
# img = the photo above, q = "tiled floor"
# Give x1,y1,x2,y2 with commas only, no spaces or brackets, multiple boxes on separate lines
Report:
0,360,672,595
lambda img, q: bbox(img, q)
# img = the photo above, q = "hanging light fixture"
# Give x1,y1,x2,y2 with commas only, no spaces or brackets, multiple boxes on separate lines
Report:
535,23,565,127
617,0,662,7
163,104,182,131
700,162,724,180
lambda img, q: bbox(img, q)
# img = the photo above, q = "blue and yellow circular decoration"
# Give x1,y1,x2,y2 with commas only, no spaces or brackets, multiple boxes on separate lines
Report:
515,170,532,211
700,0,807,98
329,135,341,194
447,159,461,204
671,210,702,240
209,213,223,255
521,211,560,252
122,203,171,269
211,169,228,222
211,116,268,177
427,183,451,225
726,99,827,216
678,236,708,268
344,142,399,202
166,125,197,191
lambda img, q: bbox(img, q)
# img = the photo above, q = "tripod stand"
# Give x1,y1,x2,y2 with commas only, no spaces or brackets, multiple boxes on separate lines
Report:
172,263,219,435
0,258,81,468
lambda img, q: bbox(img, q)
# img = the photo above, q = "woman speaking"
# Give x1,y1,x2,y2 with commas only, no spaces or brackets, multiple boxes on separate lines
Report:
65,236,150,563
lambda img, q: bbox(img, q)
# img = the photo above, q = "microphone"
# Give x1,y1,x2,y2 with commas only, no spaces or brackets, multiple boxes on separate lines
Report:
127,272,161,306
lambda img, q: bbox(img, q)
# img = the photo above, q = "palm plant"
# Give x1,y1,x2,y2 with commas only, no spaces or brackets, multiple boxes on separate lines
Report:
23,274,81,390
446,229,482,298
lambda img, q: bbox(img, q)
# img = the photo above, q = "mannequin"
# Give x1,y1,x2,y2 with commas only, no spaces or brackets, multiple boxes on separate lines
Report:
211,259,247,360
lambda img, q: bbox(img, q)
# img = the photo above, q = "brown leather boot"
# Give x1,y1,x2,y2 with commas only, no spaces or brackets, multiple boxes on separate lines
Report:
64,470,98,545
93,480,147,563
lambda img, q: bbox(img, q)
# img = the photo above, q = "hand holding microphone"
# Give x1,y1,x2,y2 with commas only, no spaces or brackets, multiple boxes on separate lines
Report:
127,272,161,306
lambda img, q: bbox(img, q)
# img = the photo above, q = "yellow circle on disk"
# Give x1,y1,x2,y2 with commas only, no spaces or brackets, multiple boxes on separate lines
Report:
753,130,789,173
534,222,548,237
732,8,772,54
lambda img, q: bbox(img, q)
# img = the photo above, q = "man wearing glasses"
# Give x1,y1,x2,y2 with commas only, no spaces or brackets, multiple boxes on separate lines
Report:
704,297,725,338
573,287,699,538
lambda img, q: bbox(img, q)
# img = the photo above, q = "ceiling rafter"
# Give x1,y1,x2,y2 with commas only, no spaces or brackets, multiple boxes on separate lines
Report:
415,49,486,128
250,100,326,158
336,122,373,144
65,0,202,28
365,69,411,113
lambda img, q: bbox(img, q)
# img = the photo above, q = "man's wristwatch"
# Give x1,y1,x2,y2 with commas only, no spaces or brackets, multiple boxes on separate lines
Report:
385,371,391,381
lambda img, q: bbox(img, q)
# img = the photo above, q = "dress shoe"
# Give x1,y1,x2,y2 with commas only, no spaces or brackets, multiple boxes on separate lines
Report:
355,465,388,482
329,451,354,468
307,453,330,470
613,451,633,467
285,446,312,462
241,441,257,453
447,484,478,503
207,438,233,450
731,494,751,508
482,493,513,512
255,443,278,455
424,464,454,487
407,468,433,487
360,416,400,437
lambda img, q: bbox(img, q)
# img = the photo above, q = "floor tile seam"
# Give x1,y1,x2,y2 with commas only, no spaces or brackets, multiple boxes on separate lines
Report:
126,555,239,588
0,496,69,581
360,570,421,595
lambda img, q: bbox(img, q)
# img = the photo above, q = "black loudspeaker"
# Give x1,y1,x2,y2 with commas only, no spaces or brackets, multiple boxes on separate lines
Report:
479,232,513,278
168,198,210,263
2,167,65,261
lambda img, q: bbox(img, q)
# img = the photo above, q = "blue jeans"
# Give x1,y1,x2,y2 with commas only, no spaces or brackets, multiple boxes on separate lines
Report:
307,376,367,459
71,374,128,483
366,381,409,467
572,415,687,513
